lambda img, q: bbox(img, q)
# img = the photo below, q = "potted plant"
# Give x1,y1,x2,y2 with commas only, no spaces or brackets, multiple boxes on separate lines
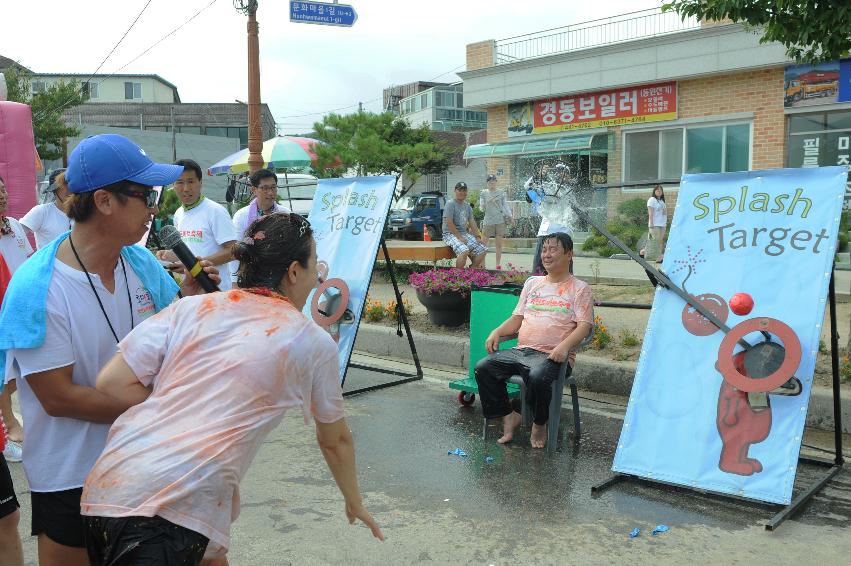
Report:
409,268,500,326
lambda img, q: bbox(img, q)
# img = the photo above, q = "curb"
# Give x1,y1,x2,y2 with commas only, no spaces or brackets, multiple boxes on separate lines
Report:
353,322,851,435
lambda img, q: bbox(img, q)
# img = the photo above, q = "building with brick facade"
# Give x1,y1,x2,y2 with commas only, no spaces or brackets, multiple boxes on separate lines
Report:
458,8,851,226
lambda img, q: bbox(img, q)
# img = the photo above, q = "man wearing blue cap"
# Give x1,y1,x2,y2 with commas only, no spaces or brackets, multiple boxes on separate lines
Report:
0,134,219,566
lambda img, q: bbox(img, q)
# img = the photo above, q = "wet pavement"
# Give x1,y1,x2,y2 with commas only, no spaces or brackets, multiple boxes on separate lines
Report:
8,358,851,565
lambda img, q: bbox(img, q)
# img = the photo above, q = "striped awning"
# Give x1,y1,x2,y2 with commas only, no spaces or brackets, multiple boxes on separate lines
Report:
463,132,608,159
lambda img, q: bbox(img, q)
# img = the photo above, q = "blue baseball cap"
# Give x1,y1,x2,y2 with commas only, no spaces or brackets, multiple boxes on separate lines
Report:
66,134,184,193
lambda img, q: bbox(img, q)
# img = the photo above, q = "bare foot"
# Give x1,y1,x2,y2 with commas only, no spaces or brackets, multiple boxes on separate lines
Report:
497,412,522,444
530,423,547,449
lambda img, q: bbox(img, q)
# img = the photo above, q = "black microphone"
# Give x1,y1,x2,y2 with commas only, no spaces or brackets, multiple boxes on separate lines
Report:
159,225,220,293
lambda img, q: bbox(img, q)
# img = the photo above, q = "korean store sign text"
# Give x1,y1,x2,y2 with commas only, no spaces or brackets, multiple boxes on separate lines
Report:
507,81,677,137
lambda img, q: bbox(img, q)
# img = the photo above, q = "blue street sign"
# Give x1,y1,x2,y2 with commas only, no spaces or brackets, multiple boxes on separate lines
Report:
290,1,357,27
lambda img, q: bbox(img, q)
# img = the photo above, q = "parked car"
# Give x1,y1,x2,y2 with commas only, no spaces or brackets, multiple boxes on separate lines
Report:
386,191,445,240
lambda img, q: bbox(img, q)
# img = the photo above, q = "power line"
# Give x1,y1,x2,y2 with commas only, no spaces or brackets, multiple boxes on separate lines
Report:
33,0,219,123
103,0,219,78
428,63,465,81
272,61,466,121
92,0,154,77
276,97,382,120
32,0,154,122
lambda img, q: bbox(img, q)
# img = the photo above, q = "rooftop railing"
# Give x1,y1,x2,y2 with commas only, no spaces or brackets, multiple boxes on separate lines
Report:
495,7,701,65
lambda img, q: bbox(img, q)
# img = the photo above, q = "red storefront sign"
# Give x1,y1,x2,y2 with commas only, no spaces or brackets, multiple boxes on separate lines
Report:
507,81,678,137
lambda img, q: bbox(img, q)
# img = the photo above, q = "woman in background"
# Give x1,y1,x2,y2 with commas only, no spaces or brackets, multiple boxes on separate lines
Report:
647,184,667,263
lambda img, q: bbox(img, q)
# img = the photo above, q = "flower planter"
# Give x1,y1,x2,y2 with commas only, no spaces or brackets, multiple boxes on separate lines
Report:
415,289,471,327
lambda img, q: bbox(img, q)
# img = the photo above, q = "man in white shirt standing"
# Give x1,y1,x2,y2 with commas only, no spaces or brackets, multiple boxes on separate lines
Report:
20,169,73,249
230,168,290,284
158,159,237,290
2,134,219,566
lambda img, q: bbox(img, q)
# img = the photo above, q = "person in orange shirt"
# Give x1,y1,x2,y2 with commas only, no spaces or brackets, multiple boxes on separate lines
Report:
82,212,382,565
474,232,593,449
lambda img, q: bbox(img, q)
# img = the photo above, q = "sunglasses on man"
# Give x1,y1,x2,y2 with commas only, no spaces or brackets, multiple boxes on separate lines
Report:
115,187,159,208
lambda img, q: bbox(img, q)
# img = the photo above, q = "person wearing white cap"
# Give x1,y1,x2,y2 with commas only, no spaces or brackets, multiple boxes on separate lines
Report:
0,134,220,566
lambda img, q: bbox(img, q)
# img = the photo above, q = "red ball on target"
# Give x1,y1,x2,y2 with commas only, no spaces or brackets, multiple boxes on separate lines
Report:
729,293,754,316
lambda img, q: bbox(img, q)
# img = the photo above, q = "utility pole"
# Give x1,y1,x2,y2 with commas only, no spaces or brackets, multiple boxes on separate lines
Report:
170,106,176,162
358,101,363,113
236,0,263,174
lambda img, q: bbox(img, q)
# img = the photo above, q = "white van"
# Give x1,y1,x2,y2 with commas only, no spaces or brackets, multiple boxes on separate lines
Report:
276,173,318,217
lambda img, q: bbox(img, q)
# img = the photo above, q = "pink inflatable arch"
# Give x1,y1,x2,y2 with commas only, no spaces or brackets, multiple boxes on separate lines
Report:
0,101,37,220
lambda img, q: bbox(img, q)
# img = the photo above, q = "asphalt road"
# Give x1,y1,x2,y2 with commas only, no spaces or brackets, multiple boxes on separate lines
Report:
7,355,850,565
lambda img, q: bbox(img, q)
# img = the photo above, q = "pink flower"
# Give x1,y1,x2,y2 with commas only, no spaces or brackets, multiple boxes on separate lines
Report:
408,268,501,297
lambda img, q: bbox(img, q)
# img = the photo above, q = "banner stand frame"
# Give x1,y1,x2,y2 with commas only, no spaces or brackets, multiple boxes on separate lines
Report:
342,237,423,397
591,271,845,531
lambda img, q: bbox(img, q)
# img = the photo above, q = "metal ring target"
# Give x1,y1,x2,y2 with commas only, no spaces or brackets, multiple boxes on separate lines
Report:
310,278,350,328
716,317,802,393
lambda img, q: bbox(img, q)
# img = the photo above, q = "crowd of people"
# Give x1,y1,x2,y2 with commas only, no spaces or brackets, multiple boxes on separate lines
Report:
0,134,381,565
0,134,645,564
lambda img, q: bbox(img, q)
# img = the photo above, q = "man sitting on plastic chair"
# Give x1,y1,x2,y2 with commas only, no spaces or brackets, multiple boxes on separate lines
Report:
474,232,593,449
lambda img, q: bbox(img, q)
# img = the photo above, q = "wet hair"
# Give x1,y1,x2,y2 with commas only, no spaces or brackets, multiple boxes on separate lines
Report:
175,158,202,181
65,180,131,222
542,231,573,252
249,168,277,188
652,184,665,202
233,212,313,290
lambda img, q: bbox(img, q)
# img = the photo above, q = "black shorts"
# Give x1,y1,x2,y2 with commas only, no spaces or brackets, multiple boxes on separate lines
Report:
84,515,209,566
31,487,85,547
0,455,20,519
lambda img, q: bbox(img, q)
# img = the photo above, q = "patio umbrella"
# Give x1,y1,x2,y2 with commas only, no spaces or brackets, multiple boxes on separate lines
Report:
207,135,330,176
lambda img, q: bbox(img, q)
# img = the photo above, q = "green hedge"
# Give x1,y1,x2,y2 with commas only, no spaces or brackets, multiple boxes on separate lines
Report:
582,197,648,257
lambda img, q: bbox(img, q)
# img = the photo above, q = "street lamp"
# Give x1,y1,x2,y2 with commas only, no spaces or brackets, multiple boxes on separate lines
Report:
234,0,263,174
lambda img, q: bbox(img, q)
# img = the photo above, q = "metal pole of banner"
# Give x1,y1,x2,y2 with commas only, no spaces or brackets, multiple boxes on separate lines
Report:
343,237,424,397
828,272,845,466
763,270,845,531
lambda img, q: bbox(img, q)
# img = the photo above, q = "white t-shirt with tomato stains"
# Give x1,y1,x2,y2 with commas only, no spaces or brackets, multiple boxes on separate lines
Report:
512,275,594,365
81,289,344,559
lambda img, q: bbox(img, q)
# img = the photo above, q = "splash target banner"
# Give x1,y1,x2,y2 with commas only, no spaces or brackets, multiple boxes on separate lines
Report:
612,166,847,505
303,176,396,382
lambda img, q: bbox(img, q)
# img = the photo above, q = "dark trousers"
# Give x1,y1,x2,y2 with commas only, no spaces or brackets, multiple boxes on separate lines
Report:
85,515,209,566
474,347,568,426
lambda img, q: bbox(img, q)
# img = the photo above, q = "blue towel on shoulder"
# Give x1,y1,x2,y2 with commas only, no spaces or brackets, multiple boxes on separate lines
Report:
0,231,179,384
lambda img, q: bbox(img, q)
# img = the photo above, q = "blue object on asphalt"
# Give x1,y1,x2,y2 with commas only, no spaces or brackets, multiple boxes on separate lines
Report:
629,528,640,538
651,525,669,536
448,448,468,457
485,456,495,463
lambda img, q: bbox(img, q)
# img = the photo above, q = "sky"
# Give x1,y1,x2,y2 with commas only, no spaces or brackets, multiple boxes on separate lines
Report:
2,0,659,134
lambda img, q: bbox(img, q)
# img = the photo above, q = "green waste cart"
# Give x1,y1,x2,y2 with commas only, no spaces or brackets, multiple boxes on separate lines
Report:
449,285,523,406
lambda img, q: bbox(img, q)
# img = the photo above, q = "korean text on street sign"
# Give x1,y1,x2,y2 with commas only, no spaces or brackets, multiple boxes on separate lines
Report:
290,1,357,27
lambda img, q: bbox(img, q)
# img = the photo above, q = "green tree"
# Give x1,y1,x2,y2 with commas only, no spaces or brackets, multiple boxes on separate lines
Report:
311,111,452,199
3,66,87,161
663,1,851,62
156,189,182,221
